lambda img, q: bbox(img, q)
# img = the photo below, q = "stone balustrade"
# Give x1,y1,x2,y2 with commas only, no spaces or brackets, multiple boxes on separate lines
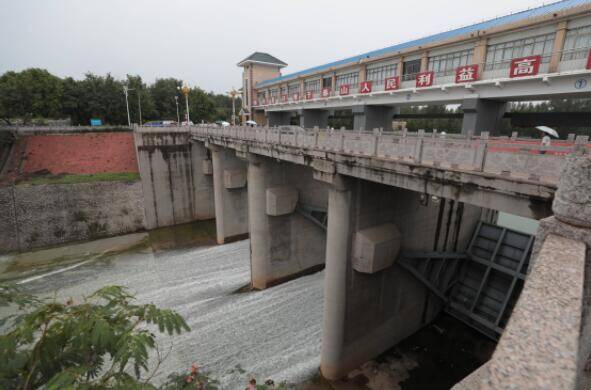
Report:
192,125,590,185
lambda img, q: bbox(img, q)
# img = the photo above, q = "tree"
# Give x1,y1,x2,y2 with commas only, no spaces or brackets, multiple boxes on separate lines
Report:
0,284,190,389
149,78,183,121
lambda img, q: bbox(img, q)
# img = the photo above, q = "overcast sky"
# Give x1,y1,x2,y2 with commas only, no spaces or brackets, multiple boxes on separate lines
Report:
1,0,551,93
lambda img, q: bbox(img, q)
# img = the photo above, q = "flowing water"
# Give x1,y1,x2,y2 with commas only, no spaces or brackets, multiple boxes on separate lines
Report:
1,238,325,388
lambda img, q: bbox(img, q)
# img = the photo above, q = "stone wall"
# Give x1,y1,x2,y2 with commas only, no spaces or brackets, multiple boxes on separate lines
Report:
0,180,145,253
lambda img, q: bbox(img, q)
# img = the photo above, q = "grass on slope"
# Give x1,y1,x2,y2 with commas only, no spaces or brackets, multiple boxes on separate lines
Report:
17,172,140,185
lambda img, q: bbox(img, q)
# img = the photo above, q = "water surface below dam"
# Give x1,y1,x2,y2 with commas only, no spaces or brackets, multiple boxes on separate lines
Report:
1,221,495,389
1,236,324,388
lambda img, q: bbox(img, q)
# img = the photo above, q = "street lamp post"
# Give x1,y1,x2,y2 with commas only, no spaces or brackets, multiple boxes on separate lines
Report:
177,82,191,125
174,95,180,124
227,87,239,126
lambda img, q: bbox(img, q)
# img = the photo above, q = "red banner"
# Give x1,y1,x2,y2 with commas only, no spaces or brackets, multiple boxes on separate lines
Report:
416,71,434,87
321,87,331,98
587,49,591,70
253,99,259,106
261,97,267,105
510,56,541,78
282,95,288,103
339,84,350,96
385,76,400,91
292,92,300,101
305,91,314,100
359,81,373,94
455,65,479,83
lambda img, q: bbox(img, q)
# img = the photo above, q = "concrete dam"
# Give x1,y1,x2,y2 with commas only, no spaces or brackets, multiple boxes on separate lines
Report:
134,125,591,389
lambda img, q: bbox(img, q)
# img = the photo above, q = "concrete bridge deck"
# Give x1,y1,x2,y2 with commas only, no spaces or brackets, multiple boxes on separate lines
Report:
191,126,590,219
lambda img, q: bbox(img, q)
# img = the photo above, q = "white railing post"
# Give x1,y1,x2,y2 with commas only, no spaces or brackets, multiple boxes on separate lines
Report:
474,131,489,172
414,129,425,163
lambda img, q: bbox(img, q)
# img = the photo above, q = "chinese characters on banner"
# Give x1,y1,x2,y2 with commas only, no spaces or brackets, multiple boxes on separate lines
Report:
359,81,373,94
292,92,300,101
385,76,400,91
416,71,434,87
305,91,314,100
271,97,276,104
587,49,591,70
339,84,350,96
321,87,331,98
455,65,479,83
510,56,541,78
253,99,259,106
282,95,288,103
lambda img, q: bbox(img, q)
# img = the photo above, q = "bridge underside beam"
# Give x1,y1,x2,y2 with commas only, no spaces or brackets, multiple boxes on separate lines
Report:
320,175,482,379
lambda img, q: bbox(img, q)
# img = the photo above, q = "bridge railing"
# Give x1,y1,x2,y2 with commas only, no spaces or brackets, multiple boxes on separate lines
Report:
192,126,589,184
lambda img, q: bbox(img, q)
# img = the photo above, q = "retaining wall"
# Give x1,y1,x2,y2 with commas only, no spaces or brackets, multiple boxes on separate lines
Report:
0,180,145,253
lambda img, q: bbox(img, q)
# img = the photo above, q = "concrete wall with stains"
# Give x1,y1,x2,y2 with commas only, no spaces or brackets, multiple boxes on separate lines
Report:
134,129,215,229
0,180,145,253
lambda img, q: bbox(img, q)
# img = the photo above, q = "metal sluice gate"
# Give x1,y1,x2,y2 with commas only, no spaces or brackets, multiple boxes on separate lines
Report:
295,201,534,339
400,221,534,339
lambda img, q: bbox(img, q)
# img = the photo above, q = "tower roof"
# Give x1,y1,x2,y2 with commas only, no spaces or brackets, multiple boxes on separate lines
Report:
237,52,287,68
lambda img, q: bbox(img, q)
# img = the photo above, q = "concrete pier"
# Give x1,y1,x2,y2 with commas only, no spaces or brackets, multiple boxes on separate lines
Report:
461,98,506,136
247,154,328,289
209,144,248,244
352,105,398,131
299,109,330,128
319,176,482,379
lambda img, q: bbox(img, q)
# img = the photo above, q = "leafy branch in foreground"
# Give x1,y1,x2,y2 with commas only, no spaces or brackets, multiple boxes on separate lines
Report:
0,284,190,389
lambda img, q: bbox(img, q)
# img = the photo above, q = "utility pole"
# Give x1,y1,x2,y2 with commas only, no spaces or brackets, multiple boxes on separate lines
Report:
123,85,132,127
137,89,143,125
174,95,180,124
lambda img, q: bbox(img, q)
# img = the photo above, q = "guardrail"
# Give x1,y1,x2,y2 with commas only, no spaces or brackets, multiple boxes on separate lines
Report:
190,126,590,184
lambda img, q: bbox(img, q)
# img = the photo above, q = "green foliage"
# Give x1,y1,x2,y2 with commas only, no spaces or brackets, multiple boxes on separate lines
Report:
0,69,240,126
0,284,190,389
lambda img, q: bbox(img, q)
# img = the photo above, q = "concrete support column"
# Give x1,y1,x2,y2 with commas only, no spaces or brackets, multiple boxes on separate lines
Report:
209,144,248,244
461,98,507,136
550,21,568,73
267,111,291,127
247,155,272,289
473,38,488,70
352,105,399,131
190,141,215,220
299,109,330,129
358,64,367,83
420,51,429,72
321,175,352,380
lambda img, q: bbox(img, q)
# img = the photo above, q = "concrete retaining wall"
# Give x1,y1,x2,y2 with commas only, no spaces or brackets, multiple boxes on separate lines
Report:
0,181,145,253
134,130,215,229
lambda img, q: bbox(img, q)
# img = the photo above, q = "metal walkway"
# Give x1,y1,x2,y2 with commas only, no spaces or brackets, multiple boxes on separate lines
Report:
400,221,534,339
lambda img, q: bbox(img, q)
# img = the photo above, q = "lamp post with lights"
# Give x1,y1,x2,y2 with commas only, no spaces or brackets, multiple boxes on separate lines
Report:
177,82,191,125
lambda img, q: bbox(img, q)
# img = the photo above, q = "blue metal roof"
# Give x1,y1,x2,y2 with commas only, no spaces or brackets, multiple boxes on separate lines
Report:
257,0,590,87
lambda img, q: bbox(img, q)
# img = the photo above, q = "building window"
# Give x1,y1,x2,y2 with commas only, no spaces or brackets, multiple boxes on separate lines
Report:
485,33,556,70
270,88,279,99
365,63,398,85
336,72,359,87
256,92,266,104
402,59,421,81
428,49,474,76
280,87,287,96
288,83,300,95
322,76,333,88
243,79,249,106
562,25,591,61
304,79,321,92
